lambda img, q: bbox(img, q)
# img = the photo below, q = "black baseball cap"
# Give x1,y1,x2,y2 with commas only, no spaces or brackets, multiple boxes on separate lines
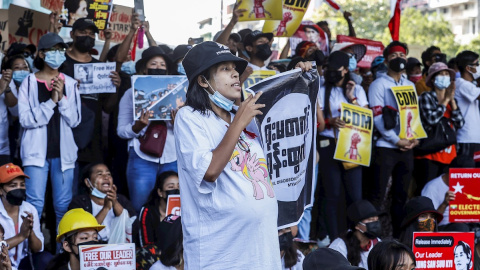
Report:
327,51,349,70
243,30,274,47
401,196,443,228
238,29,252,44
406,57,422,71
72,18,99,34
347,200,384,224
38,33,68,51
303,248,366,270
172,44,193,63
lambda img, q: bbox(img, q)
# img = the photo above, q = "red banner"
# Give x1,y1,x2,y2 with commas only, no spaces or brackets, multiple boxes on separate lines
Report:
449,168,480,223
413,232,475,270
336,35,384,69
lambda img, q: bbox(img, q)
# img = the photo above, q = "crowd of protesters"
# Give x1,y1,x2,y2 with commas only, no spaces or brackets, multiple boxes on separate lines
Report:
0,3,480,270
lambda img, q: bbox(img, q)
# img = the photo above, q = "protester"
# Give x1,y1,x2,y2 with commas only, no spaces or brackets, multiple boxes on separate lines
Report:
243,30,274,70
329,200,382,269
237,29,253,61
416,46,444,95
370,55,387,80
171,45,192,75
213,2,245,56
303,247,365,270
318,51,367,241
406,57,423,84
368,41,419,237
367,240,416,270
0,60,18,166
278,227,304,270
331,42,367,85
149,215,183,270
359,67,373,93
0,224,12,270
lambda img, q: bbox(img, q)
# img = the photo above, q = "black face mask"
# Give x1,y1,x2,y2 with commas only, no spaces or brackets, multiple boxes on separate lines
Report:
165,189,180,198
362,221,382,239
74,35,95,53
308,50,325,64
388,57,407,72
5,188,26,206
72,240,100,259
279,231,293,251
255,43,272,61
148,68,167,76
325,69,344,84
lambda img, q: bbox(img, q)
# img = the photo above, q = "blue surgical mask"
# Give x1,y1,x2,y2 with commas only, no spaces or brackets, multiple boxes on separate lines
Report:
87,179,107,199
44,50,66,70
12,70,30,83
203,77,234,112
177,63,185,75
349,57,357,71
434,75,451,90
455,71,461,78
25,56,34,70
121,61,136,75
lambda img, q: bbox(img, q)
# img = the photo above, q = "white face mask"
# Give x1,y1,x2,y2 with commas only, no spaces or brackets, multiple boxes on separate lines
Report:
469,65,480,80
87,179,107,199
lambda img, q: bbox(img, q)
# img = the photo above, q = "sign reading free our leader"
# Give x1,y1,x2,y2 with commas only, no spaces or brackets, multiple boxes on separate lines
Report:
79,243,135,270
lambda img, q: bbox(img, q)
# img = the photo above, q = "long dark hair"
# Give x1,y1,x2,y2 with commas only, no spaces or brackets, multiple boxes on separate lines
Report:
283,242,299,269
340,227,362,266
323,69,351,118
144,171,178,207
367,240,415,270
159,231,183,267
185,65,216,115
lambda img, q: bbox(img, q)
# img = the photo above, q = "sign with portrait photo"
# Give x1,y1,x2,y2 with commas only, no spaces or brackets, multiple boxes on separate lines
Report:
290,21,329,56
79,243,135,270
57,0,113,30
74,62,116,94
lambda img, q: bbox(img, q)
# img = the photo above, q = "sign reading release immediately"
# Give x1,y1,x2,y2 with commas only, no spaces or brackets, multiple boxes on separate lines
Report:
79,243,135,270
74,62,116,94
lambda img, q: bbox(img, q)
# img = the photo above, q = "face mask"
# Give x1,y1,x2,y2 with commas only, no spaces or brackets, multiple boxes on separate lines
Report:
121,61,136,75
278,231,293,251
409,74,422,83
455,71,461,78
254,43,272,61
434,75,451,90
468,66,480,80
13,70,30,83
165,189,180,198
148,68,167,76
359,221,382,239
44,50,66,69
74,35,95,53
325,69,343,84
4,188,26,206
418,218,436,232
177,63,186,75
72,240,99,258
389,57,407,72
87,179,107,199
203,76,235,111
25,56,34,70
348,57,357,71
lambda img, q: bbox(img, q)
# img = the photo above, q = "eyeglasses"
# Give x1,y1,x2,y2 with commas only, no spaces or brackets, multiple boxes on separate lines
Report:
44,48,66,53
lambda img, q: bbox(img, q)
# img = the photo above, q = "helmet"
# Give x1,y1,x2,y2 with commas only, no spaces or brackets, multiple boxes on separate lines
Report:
56,208,105,243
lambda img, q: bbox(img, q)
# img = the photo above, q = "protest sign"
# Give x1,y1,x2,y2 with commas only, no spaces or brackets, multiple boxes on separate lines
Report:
75,62,116,94
8,4,49,46
60,0,112,30
290,21,329,56
79,243,135,270
412,232,475,270
99,5,133,43
243,70,276,98
166,195,181,216
390,85,427,139
263,0,311,37
249,68,318,228
337,35,384,69
333,103,373,166
132,75,188,121
236,0,283,21
0,10,8,51
41,0,63,13
449,168,480,223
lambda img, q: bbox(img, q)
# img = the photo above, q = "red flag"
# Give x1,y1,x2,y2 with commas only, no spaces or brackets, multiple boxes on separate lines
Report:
324,0,341,11
388,0,402,41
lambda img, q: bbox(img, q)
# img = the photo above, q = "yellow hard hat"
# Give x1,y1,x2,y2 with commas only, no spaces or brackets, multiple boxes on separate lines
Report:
56,208,105,243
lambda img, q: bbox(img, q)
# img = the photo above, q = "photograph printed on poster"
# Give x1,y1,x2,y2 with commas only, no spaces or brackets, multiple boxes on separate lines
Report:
74,62,116,94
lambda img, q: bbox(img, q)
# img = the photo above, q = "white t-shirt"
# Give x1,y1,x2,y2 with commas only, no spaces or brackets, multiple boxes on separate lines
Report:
248,62,270,71
149,260,176,270
421,174,449,226
454,78,480,143
329,237,378,270
0,79,18,155
91,200,115,241
174,106,281,270
281,250,304,270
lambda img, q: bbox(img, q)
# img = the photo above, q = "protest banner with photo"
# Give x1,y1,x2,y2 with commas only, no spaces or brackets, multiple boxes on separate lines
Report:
99,5,133,43
79,243,135,270
243,70,276,98
0,10,8,51
8,4,49,46
412,232,475,270
390,85,427,139
337,35,384,69
333,103,373,167
248,68,318,228
166,195,181,216
236,0,283,21
74,62,116,94
59,0,112,30
132,75,188,121
449,168,480,223
262,0,311,37
290,21,329,56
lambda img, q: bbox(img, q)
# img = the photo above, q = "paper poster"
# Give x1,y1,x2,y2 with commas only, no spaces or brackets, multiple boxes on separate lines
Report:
166,195,181,216
79,243,135,270
99,5,133,43
75,62,116,94
449,168,480,223
59,0,113,30
8,4,49,46
290,21,329,56
41,0,64,13
413,232,475,270
333,103,373,167
391,85,427,139
243,70,276,98
236,0,283,21
262,0,311,37
132,75,187,121
0,10,8,51
249,68,318,229
337,35,384,69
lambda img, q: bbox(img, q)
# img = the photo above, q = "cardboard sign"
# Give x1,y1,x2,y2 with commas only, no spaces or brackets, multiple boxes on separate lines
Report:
79,243,135,270
390,85,427,139
8,4,50,46
0,10,8,51
132,75,187,121
74,62,116,94
337,35,384,69
333,103,373,167
236,0,283,21
41,0,64,13
166,195,181,216
99,5,133,43
263,0,311,37
413,232,475,270
449,168,480,223
290,21,329,56
243,70,276,98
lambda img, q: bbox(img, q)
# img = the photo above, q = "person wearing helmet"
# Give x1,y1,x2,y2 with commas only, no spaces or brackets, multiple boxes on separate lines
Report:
48,208,105,270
